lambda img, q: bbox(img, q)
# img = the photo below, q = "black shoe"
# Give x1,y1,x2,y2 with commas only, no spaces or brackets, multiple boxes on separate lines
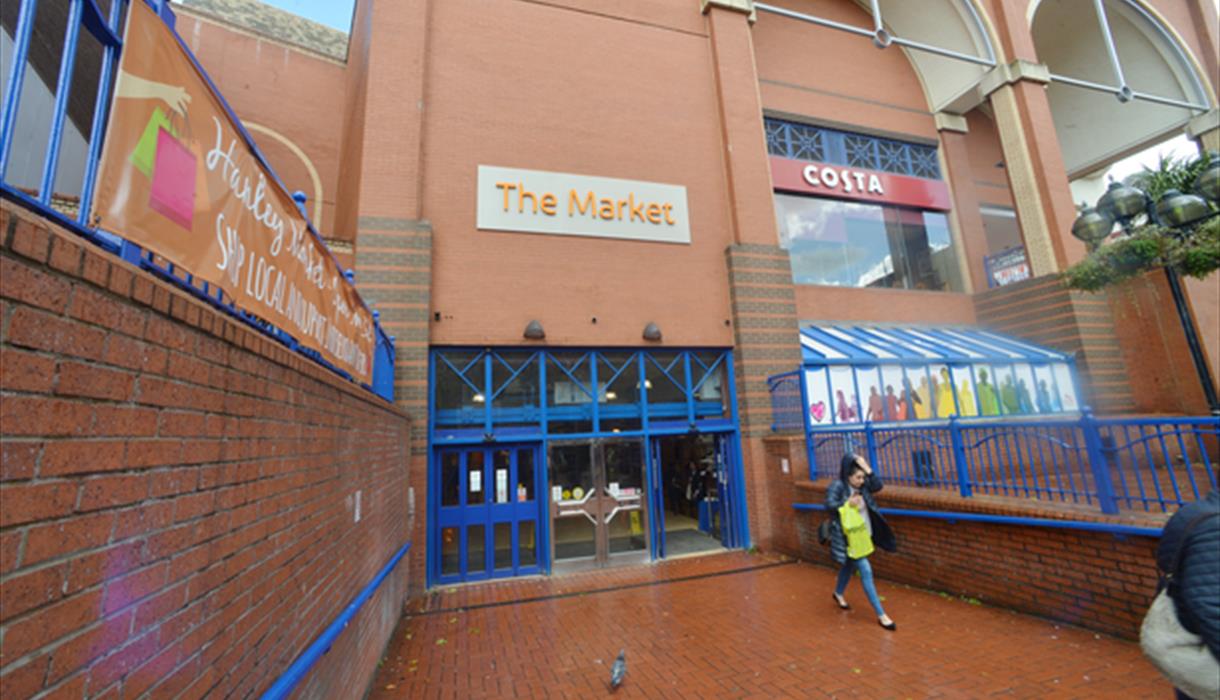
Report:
878,618,896,631
832,593,850,610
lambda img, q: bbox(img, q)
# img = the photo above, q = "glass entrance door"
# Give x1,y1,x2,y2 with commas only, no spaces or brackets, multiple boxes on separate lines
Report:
550,439,649,574
435,444,542,584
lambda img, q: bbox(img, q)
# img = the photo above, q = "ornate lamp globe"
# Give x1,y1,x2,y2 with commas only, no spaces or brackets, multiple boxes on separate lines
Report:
1096,180,1147,224
1156,189,1211,229
1196,158,1220,203
1071,203,1114,249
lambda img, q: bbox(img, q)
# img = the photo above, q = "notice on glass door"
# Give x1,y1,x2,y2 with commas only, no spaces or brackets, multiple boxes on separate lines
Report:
470,470,482,492
496,469,508,503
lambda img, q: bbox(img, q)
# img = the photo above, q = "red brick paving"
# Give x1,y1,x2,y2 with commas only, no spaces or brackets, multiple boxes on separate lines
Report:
369,551,1170,699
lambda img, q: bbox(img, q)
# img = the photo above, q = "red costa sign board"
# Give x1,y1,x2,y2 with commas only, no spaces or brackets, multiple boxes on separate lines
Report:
769,155,952,211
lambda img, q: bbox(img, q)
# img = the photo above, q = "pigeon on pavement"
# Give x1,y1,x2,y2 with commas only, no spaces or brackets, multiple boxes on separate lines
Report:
610,649,626,691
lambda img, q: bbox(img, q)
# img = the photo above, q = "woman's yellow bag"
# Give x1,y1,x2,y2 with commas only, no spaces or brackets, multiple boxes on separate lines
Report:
838,504,874,559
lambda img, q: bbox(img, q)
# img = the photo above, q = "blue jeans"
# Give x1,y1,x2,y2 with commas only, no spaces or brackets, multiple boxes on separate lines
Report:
835,556,886,617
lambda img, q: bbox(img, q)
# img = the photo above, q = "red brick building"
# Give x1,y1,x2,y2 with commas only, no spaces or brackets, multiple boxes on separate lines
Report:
162,0,1220,592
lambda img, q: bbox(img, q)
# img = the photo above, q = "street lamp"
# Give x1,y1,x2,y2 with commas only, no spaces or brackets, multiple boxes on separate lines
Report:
1071,152,1220,414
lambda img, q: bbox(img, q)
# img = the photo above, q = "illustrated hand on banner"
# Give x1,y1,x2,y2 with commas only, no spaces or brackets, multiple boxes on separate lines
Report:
91,1,375,384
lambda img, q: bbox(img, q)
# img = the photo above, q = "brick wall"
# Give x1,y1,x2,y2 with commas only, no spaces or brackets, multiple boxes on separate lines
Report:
1106,272,1216,416
758,435,1164,640
0,201,412,698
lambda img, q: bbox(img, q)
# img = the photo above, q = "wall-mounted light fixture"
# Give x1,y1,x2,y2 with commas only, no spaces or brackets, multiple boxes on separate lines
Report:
523,320,545,340
642,322,662,341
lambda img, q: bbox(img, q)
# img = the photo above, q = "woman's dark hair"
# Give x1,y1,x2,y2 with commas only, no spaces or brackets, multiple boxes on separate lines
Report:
840,453,865,482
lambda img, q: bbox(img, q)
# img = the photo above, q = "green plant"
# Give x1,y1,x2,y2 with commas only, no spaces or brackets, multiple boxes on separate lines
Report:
1124,152,1212,201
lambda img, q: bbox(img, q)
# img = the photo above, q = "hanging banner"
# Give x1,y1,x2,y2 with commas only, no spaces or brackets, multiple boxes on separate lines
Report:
90,1,374,383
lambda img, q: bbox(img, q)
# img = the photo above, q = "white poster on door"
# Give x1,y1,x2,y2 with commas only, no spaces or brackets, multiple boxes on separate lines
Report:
470,470,482,492
496,469,508,503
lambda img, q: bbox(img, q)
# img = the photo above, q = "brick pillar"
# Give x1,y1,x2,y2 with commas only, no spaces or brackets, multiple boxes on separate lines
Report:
703,0,803,550
1188,109,1220,153
982,65,1086,276
348,0,433,594
936,113,988,292
726,245,802,550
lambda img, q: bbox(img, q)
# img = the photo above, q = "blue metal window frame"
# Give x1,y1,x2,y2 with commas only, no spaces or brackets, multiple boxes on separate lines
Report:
427,347,750,588
0,0,395,401
763,116,941,180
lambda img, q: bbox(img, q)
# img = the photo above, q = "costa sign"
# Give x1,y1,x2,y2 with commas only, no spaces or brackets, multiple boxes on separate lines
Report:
769,155,952,211
91,1,375,383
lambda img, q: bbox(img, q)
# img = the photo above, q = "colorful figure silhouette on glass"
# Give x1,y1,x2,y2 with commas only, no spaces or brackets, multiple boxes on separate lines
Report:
1016,378,1034,413
885,385,900,421
914,377,932,419
867,386,884,422
935,368,956,418
1036,379,1052,413
1000,375,1020,414
977,368,999,416
901,377,920,421
836,390,857,423
957,379,977,417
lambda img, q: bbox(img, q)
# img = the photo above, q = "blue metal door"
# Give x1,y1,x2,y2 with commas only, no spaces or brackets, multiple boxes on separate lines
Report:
649,439,665,560
435,444,542,584
716,435,736,548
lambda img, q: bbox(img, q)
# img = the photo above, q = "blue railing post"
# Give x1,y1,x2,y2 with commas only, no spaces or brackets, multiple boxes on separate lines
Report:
796,370,817,480
1081,408,1119,514
949,415,972,497
864,421,878,471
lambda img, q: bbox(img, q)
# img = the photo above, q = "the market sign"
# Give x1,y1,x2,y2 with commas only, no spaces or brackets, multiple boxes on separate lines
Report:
477,165,691,244
91,0,374,383
769,155,952,211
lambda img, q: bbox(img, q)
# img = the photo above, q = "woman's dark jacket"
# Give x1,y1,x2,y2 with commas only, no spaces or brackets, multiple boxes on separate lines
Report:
826,473,896,565
1155,489,1219,662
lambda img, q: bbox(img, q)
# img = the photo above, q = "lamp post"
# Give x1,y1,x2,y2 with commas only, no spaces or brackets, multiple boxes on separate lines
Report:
1071,153,1220,415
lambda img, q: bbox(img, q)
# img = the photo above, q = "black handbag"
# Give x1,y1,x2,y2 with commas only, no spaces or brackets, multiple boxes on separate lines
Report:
817,518,832,545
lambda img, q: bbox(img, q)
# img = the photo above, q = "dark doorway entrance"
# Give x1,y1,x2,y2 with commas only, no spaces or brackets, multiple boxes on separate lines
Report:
653,434,726,558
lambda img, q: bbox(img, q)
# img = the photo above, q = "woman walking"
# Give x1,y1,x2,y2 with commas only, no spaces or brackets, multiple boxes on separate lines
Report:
827,453,898,630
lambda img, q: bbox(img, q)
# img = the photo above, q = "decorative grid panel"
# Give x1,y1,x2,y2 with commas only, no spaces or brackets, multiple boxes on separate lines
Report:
764,117,941,180
845,134,877,169
765,120,789,156
877,139,910,173
910,145,941,178
790,123,824,161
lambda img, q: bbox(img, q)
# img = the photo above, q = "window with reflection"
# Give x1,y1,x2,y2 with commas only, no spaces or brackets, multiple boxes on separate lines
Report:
774,194,964,292
435,350,485,425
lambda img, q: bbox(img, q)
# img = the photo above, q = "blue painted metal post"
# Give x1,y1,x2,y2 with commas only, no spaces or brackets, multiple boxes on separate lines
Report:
39,0,86,204
0,0,39,179
864,421,878,470
796,370,816,480
1081,408,1119,514
948,415,972,497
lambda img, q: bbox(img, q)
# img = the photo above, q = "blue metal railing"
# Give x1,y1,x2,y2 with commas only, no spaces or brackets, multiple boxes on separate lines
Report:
0,0,395,402
260,542,411,700
805,412,1219,514
792,503,1163,537
768,371,804,432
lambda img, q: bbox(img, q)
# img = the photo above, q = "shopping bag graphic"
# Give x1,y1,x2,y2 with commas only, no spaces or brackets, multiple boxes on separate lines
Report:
128,107,177,177
148,127,197,231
